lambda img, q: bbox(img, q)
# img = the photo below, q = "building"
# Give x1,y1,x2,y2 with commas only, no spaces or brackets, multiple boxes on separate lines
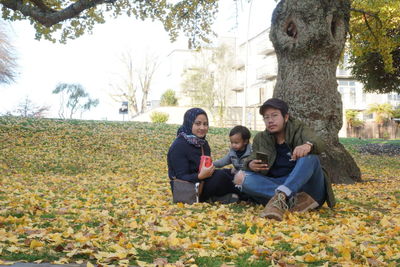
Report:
152,28,399,135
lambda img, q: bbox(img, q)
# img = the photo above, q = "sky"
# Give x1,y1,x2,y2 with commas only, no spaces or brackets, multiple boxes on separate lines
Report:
0,0,277,121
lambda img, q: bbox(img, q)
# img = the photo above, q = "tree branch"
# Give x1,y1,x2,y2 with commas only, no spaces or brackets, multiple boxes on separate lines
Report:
362,13,378,41
350,8,382,27
350,8,383,42
0,0,109,27
29,0,55,12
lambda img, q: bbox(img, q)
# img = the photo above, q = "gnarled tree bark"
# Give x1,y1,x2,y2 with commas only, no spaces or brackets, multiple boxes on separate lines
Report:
270,0,361,183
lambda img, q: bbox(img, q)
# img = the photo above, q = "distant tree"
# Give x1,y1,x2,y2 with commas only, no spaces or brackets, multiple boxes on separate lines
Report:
138,53,159,114
345,109,364,137
367,103,394,138
13,97,50,118
160,89,178,106
110,51,158,117
52,83,99,119
393,106,400,137
345,110,364,128
393,106,400,119
0,22,16,84
181,43,235,126
181,49,215,114
110,52,139,116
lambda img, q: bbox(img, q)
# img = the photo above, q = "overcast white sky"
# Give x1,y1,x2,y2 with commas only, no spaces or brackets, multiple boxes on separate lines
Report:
0,0,276,121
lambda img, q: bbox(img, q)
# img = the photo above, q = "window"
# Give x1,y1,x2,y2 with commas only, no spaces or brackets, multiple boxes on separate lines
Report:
363,113,373,120
389,93,400,101
350,87,356,106
338,79,358,107
236,91,244,106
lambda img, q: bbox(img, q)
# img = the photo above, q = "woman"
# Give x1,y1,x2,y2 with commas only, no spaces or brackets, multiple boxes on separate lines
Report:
167,108,239,203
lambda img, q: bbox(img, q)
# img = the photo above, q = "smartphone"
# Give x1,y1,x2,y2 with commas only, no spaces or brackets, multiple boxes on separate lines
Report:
199,155,213,172
256,152,269,164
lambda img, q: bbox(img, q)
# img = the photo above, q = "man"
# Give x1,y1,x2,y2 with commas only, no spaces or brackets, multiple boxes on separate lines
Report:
234,98,335,221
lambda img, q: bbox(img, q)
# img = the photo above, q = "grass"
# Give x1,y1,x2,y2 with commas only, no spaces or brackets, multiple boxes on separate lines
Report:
0,116,399,266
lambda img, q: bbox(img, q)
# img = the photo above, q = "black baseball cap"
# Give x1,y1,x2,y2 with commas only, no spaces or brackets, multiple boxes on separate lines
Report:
259,98,289,116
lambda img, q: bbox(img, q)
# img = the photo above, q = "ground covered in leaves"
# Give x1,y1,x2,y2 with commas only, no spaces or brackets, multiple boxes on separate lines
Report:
0,117,399,266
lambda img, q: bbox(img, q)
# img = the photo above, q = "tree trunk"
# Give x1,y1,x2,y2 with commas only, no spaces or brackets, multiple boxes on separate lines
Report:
270,0,361,183
141,90,149,114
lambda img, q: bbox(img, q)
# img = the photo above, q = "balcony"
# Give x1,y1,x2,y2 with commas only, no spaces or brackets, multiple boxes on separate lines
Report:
336,68,352,78
256,65,277,81
232,82,244,92
233,59,245,70
257,39,275,56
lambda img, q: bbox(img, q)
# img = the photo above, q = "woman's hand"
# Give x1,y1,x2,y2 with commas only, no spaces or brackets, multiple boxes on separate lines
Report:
249,160,269,172
198,162,215,180
291,144,312,160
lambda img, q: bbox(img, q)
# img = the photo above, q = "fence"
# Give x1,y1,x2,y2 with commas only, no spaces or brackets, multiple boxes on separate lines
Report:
347,121,400,140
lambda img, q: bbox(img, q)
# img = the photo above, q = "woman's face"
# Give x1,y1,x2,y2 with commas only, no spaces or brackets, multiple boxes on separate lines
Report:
191,114,209,138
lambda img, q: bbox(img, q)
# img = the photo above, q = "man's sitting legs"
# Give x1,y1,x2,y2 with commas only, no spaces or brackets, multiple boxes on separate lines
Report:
234,155,325,220
277,154,326,206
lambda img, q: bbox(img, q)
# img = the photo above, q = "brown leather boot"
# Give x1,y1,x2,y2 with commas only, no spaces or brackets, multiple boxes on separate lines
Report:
289,192,319,212
260,192,288,221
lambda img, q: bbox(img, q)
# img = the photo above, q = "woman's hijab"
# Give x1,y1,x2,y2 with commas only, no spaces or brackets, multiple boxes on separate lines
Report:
177,108,208,147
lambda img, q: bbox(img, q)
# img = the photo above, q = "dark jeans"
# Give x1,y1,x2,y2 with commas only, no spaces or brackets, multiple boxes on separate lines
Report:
199,169,240,202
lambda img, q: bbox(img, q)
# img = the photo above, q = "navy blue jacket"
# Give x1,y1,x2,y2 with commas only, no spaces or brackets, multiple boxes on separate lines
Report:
167,135,211,183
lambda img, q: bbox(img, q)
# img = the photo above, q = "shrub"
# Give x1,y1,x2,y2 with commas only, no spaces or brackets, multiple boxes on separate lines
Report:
160,89,178,106
393,106,400,119
150,111,169,123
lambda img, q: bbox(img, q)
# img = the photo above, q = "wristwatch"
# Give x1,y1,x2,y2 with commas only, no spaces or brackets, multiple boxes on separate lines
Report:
305,141,313,148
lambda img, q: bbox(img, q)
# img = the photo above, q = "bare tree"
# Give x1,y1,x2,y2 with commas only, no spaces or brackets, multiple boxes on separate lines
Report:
0,21,17,84
13,96,50,118
181,44,235,126
138,53,159,114
109,51,159,117
109,52,139,117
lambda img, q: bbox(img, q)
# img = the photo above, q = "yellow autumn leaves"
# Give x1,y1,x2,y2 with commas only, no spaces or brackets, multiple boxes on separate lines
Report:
0,117,399,266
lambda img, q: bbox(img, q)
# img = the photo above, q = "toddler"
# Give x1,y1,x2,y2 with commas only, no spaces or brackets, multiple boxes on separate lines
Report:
214,125,252,173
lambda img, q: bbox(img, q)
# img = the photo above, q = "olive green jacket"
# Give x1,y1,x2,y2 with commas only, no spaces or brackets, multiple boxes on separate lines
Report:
243,117,335,208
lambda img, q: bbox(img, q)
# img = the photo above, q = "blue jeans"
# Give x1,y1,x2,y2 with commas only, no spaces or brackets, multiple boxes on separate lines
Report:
241,155,326,205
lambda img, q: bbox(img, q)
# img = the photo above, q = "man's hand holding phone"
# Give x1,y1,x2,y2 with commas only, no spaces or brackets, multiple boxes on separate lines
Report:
249,152,269,172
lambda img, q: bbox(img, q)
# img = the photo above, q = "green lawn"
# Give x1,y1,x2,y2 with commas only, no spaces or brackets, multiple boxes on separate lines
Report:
0,116,399,266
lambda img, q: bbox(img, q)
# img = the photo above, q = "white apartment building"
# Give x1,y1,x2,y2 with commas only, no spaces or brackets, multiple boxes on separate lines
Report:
336,56,400,119
156,28,399,133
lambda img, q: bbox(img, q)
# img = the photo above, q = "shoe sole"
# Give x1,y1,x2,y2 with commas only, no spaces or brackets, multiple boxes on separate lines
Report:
291,201,319,213
260,211,283,221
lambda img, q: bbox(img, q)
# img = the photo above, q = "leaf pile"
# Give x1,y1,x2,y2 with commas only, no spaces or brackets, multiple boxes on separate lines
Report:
0,117,399,266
